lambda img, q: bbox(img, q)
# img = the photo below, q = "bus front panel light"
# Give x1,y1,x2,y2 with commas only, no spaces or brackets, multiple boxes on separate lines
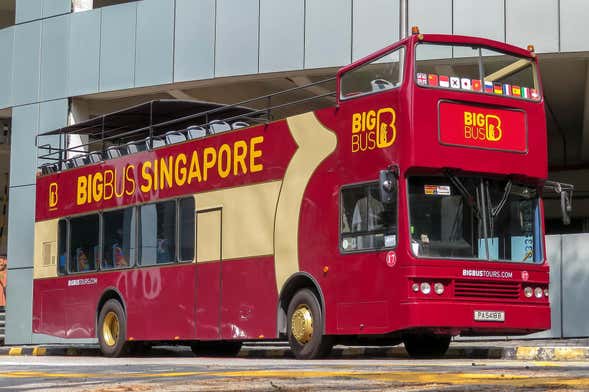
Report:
534,287,543,299
524,287,533,298
420,282,431,295
434,283,444,295
412,283,419,292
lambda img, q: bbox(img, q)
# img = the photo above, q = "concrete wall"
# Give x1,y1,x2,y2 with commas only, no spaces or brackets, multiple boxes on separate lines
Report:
4,0,589,111
1,0,589,343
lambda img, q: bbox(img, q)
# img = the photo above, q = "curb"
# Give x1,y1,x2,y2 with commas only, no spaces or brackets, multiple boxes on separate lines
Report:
1,345,588,360
509,347,589,361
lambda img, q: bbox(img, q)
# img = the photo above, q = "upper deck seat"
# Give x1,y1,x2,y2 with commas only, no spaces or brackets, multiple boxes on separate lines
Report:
370,79,395,91
73,155,89,167
88,151,103,163
64,159,75,169
40,163,56,175
186,126,207,139
164,130,186,145
150,137,165,149
232,121,250,129
105,145,122,159
126,137,151,154
209,120,231,134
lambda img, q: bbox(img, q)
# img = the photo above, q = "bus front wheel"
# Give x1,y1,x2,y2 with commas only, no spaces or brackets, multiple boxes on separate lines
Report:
403,334,451,358
97,299,128,357
287,288,333,359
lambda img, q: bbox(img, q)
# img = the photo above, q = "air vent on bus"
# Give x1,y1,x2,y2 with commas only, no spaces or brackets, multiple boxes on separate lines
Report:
42,241,56,266
454,280,519,299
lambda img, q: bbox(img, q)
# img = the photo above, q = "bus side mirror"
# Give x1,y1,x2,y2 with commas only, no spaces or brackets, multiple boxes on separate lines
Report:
544,180,574,225
379,169,397,204
561,189,573,225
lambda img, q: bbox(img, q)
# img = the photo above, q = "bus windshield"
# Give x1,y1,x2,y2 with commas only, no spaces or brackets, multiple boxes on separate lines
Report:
408,175,542,263
415,43,540,101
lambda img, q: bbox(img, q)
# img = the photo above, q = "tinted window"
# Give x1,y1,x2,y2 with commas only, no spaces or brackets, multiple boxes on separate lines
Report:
102,208,137,269
139,201,176,265
58,220,67,275
179,198,195,262
340,182,397,252
69,215,99,273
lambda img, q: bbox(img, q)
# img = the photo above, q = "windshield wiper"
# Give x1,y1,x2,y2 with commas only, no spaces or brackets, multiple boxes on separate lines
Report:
444,170,482,220
489,180,512,218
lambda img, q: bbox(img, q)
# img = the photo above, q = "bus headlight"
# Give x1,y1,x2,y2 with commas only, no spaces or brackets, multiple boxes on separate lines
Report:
412,283,419,292
434,282,444,295
534,287,543,298
544,288,549,297
420,282,431,295
524,286,533,298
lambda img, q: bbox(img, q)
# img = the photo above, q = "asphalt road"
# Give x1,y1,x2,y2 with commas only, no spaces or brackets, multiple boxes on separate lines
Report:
0,352,588,392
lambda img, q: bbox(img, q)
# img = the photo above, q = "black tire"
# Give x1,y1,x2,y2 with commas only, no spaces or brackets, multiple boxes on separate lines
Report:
190,341,243,357
403,334,451,358
287,288,333,359
97,299,128,357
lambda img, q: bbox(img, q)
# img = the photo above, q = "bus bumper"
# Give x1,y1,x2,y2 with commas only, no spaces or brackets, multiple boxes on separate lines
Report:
399,301,550,335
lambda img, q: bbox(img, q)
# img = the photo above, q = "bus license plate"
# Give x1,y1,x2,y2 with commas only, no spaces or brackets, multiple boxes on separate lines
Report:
474,310,505,322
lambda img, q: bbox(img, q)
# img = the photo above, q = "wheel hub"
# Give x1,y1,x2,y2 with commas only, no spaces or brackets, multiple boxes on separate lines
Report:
291,304,313,344
102,311,119,347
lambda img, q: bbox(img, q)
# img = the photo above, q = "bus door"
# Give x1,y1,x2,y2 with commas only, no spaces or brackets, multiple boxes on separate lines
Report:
195,208,222,339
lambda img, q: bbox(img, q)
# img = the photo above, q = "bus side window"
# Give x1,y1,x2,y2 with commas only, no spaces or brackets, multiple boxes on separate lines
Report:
340,182,397,252
139,201,176,265
179,198,195,262
102,208,137,269
69,214,99,273
340,46,405,99
58,220,67,275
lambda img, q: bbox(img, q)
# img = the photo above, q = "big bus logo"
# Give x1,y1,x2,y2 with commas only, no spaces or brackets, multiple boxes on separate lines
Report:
48,182,58,210
464,111,503,142
351,107,397,152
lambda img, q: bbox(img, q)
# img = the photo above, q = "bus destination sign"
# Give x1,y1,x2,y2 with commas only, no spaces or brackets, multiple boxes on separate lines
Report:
438,102,527,153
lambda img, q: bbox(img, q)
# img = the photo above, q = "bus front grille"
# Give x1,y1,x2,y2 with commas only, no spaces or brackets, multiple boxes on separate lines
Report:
454,280,520,299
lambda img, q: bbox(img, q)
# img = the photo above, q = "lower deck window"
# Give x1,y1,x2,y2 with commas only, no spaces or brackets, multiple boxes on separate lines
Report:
139,201,176,265
179,198,195,261
102,208,137,269
69,215,99,273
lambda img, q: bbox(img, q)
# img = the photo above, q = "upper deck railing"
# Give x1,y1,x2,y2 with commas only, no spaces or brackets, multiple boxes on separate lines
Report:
36,77,337,176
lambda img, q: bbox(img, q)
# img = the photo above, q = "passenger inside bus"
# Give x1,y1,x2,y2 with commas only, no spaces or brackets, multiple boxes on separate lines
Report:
340,183,397,252
102,209,135,269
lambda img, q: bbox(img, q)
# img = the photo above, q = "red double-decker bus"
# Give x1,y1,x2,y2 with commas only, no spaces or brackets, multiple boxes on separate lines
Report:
33,29,572,358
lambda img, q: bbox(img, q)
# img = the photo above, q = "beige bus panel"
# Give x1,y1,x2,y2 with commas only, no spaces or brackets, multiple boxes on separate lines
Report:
196,209,221,263
274,112,337,293
34,219,60,279
195,181,281,262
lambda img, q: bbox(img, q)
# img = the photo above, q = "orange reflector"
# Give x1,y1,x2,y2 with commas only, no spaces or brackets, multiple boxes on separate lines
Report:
527,44,535,52
128,337,134,341
259,335,264,339
411,26,420,35
323,266,329,273
174,336,180,340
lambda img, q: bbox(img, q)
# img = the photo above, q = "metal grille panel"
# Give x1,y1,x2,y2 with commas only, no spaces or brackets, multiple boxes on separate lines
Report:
454,280,520,299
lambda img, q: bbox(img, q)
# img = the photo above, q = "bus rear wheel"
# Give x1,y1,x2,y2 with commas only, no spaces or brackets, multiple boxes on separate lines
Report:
403,334,451,358
98,299,128,357
287,288,333,359
190,341,242,357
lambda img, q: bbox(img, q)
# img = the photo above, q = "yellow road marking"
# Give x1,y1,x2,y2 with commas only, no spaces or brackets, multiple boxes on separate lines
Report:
0,368,587,388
